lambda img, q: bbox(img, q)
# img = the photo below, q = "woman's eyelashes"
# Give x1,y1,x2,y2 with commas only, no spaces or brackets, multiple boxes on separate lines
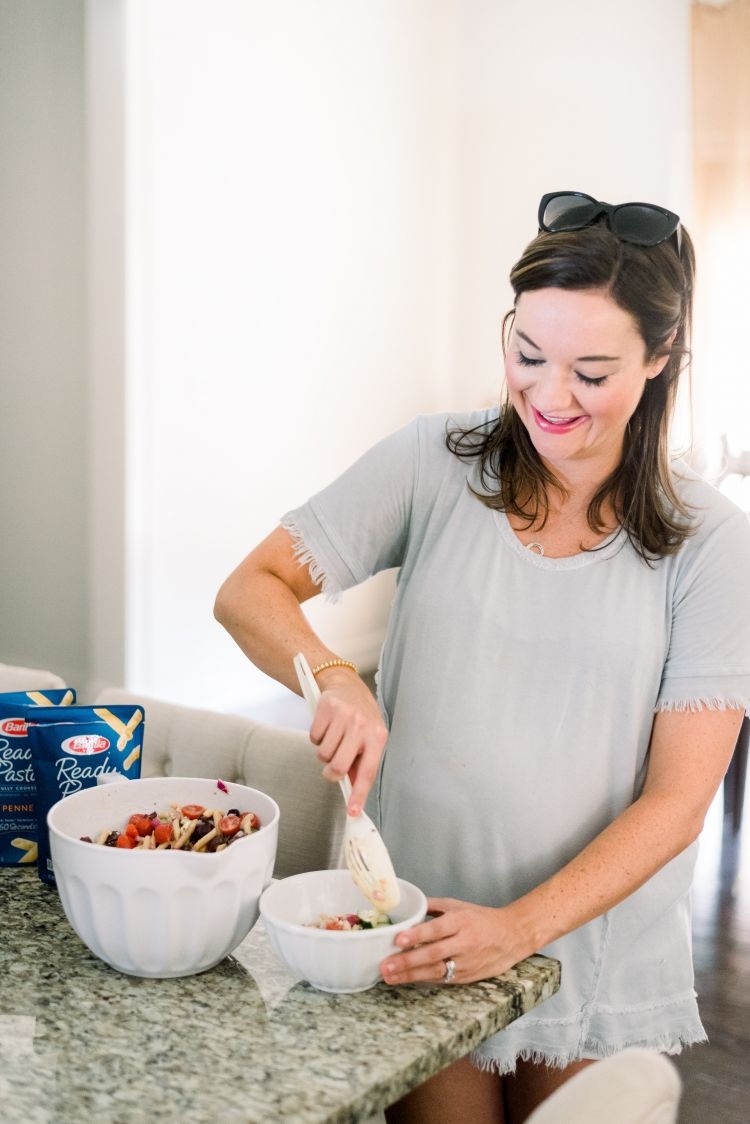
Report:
515,351,609,388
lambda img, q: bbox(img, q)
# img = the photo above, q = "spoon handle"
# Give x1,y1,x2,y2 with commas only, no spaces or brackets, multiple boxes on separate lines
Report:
293,651,321,711
293,653,353,803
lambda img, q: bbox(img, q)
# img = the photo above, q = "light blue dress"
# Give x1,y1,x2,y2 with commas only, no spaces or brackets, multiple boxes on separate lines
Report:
282,410,750,1072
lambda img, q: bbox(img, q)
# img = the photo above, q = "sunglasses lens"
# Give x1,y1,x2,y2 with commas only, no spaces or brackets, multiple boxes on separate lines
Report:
541,194,600,232
539,193,681,248
611,205,677,246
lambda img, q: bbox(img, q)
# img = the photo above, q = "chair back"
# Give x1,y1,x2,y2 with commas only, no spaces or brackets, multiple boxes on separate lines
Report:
0,663,67,692
525,1047,682,1123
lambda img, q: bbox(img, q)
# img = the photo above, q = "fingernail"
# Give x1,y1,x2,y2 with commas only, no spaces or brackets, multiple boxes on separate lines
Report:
349,804,360,817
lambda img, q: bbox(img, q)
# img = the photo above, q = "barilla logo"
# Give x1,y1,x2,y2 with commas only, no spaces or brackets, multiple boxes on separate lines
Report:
61,735,110,755
0,718,27,737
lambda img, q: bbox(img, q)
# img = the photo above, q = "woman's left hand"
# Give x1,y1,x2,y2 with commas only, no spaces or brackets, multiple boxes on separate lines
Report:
379,897,532,986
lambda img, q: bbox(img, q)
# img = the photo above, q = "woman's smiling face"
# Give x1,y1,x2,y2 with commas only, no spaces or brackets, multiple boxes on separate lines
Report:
505,287,668,480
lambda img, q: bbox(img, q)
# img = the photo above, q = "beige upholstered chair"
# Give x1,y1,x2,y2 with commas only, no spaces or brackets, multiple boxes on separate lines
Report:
525,1048,682,1124
0,663,67,691
93,687,346,879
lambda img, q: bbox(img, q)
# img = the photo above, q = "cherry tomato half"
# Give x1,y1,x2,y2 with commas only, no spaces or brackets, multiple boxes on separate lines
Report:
153,822,173,845
116,833,135,849
181,804,205,820
218,814,242,837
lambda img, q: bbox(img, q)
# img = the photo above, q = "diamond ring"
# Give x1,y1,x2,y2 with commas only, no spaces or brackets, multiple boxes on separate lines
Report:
443,958,456,984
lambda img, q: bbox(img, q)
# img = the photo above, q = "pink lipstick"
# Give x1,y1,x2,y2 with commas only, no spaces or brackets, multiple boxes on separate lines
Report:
531,405,588,434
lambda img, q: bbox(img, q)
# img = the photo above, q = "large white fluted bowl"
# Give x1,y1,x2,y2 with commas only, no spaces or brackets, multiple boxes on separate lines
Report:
47,776,279,978
260,869,427,993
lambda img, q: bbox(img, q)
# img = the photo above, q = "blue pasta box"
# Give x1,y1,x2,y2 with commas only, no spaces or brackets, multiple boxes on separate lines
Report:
26,704,145,885
0,688,76,866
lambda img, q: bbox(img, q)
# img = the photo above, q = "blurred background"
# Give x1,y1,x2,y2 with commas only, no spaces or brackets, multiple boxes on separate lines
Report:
1,0,748,715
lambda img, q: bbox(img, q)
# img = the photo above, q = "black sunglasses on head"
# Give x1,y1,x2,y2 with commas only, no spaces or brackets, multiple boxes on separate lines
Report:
538,191,681,250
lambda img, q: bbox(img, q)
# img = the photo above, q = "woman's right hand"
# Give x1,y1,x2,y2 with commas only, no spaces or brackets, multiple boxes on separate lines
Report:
308,667,388,816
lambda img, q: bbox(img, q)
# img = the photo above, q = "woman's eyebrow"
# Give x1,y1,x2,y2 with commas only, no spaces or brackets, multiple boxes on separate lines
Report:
516,328,619,363
516,330,542,351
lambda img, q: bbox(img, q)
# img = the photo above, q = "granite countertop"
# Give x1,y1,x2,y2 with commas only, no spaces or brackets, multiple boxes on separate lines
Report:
0,869,561,1124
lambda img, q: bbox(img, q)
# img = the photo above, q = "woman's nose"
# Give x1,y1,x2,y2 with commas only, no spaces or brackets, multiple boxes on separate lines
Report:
533,367,576,411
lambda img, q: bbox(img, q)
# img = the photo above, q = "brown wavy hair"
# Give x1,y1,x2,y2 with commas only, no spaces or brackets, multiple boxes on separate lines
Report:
446,222,697,561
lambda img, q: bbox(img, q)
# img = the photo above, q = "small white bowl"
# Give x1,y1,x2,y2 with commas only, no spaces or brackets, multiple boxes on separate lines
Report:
47,776,279,978
259,869,427,993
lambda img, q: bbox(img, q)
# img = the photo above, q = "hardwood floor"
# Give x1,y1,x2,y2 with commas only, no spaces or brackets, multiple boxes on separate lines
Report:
672,790,750,1122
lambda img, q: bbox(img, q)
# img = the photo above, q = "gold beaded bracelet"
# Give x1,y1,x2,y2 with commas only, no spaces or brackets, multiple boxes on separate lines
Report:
310,658,359,678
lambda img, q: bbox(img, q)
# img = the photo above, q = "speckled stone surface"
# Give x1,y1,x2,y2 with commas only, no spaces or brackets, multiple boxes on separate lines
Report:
0,869,560,1123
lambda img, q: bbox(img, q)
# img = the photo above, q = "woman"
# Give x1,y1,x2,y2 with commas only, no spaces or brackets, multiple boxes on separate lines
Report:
215,192,750,1123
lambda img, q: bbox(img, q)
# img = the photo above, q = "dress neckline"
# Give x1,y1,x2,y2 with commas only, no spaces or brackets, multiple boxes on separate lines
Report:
496,511,625,569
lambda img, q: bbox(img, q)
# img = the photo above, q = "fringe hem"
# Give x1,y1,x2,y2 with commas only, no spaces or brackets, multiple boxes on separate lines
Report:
469,1028,708,1076
280,516,343,604
654,696,748,714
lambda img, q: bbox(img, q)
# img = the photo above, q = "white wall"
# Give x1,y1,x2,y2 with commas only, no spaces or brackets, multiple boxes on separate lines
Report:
0,1,89,689
87,0,128,696
121,0,460,711
449,0,693,415
1,0,693,710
